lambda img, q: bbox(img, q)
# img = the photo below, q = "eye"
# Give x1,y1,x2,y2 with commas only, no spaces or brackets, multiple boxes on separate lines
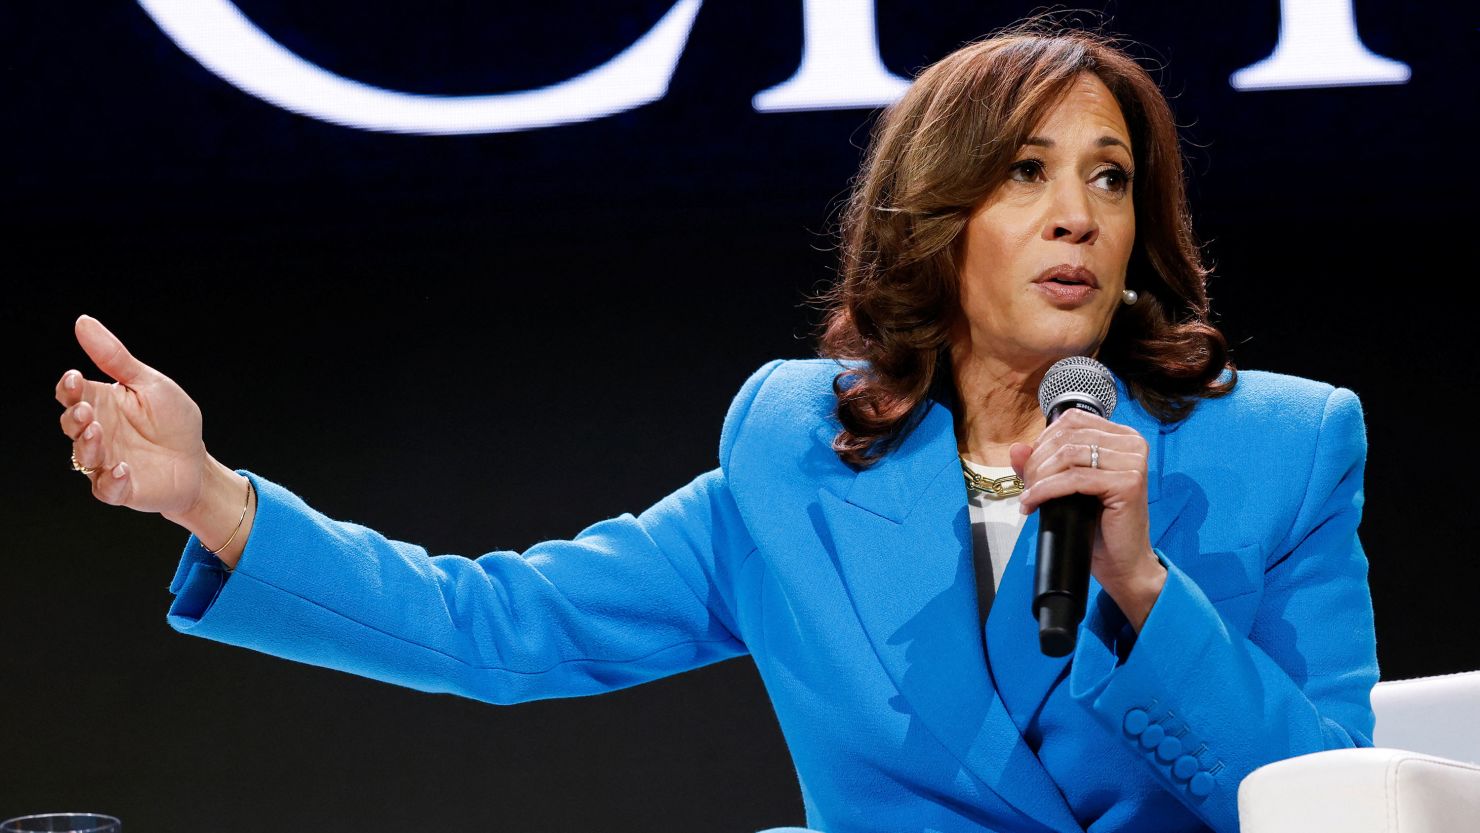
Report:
1008,158,1045,183
1095,164,1135,194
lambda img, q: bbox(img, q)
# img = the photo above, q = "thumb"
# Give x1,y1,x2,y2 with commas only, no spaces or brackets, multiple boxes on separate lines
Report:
75,315,154,386
1009,442,1033,478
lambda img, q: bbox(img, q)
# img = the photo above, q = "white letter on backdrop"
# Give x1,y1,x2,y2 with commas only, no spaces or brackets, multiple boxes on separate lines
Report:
752,0,911,112
135,0,704,135
1230,0,1409,91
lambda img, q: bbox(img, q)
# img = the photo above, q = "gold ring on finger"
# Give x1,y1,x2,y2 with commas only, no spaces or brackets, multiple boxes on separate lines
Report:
1090,443,1100,470
71,448,100,476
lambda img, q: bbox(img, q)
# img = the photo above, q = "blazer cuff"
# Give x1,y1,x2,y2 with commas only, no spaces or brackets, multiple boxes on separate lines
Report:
165,469,270,630
1069,550,1228,807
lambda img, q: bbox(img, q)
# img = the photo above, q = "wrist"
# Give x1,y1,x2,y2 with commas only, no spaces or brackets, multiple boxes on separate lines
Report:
167,458,255,568
1106,551,1168,635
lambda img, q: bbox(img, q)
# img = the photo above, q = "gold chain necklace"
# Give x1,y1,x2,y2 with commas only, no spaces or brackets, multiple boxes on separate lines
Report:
960,457,1025,499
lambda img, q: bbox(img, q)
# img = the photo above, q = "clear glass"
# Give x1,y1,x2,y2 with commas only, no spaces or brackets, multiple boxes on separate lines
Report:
0,815,120,833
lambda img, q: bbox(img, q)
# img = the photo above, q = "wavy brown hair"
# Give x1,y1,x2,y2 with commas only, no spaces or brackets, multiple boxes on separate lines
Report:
815,17,1236,469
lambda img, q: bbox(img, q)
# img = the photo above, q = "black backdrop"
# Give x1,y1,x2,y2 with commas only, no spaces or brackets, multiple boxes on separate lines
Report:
7,2,1476,830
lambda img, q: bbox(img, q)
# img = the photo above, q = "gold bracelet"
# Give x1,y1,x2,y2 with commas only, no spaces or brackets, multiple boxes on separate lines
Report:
206,477,254,559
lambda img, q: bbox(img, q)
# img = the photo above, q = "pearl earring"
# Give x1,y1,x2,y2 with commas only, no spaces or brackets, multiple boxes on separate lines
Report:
1122,289,1138,306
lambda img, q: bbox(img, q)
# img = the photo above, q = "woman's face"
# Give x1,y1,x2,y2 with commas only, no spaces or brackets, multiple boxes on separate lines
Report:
955,72,1137,367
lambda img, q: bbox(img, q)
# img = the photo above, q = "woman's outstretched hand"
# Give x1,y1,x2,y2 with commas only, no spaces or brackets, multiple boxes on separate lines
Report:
55,315,212,518
56,315,256,565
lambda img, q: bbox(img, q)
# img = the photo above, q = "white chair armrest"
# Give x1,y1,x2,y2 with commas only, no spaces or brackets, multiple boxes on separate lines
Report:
1238,748,1480,833
1373,671,1480,762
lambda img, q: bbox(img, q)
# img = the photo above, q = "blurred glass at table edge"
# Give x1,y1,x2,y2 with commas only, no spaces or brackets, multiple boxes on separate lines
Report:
0,813,120,833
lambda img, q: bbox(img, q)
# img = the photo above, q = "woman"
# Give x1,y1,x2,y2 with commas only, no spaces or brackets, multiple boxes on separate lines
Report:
54,22,1377,833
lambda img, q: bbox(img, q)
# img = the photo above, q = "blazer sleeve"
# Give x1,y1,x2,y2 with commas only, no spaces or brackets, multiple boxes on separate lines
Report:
1066,386,1378,833
162,359,785,705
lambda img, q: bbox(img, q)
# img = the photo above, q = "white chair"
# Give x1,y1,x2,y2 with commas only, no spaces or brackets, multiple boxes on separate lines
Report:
1238,671,1480,832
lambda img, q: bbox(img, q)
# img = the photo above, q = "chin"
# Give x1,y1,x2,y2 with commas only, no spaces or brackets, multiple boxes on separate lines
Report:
1031,316,1112,356
1019,327,1101,360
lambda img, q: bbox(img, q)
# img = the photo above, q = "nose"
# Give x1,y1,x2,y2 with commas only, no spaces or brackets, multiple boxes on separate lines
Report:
1044,180,1098,245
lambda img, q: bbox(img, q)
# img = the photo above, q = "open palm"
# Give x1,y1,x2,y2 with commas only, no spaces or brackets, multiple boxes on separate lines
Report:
56,315,209,517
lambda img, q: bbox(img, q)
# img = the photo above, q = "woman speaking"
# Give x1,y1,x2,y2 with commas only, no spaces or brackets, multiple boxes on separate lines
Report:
53,21,1377,833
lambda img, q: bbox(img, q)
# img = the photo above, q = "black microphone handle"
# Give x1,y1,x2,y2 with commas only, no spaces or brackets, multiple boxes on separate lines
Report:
1031,360,1116,656
1033,489,1101,657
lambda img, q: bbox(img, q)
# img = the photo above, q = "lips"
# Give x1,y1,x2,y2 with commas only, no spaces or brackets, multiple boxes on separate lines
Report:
1034,265,1099,288
1033,265,1099,306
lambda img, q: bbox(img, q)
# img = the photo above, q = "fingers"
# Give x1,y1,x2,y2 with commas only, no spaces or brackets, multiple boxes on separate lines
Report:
60,397,117,497
90,461,132,507
59,318,137,506
55,369,85,407
1014,408,1148,513
1034,406,1137,445
61,396,112,487
1009,441,1032,478
72,415,105,471
1032,441,1142,481
1030,411,1142,470
1020,467,1144,514
67,415,130,506
1024,430,1143,484
75,315,153,387
59,399,94,441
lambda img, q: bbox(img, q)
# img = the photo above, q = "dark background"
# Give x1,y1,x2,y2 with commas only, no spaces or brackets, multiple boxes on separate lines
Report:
6,1,1475,830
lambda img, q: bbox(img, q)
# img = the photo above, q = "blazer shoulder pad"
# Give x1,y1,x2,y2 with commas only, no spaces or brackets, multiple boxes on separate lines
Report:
1181,368,1347,439
719,358,849,472
1173,369,1366,511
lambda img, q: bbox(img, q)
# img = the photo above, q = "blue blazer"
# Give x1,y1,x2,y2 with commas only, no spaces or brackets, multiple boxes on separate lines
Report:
167,358,1379,833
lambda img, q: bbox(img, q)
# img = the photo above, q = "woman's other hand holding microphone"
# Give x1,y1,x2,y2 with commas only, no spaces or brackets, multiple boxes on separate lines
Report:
1009,407,1167,633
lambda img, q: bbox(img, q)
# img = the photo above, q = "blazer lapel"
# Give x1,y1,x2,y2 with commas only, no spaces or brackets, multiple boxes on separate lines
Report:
817,399,1085,833
986,375,1192,738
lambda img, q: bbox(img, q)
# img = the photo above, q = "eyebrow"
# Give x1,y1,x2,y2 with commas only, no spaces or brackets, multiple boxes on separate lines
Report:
1024,135,1131,153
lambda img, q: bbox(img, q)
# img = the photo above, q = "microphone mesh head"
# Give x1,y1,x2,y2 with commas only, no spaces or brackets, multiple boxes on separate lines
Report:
1038,356,1118,418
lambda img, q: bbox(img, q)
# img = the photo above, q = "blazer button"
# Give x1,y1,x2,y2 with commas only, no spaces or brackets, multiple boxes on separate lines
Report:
1189,771,1215,797
1138,724,1166,749
1124,709,1150,736
1173,755,1199,780
1156,736,1183,762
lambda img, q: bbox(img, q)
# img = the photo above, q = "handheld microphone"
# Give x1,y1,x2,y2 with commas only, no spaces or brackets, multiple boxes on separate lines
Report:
1033,356,1118,657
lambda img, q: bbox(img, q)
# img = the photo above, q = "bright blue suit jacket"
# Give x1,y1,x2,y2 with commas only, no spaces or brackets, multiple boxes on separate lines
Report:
167,358,1379,833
